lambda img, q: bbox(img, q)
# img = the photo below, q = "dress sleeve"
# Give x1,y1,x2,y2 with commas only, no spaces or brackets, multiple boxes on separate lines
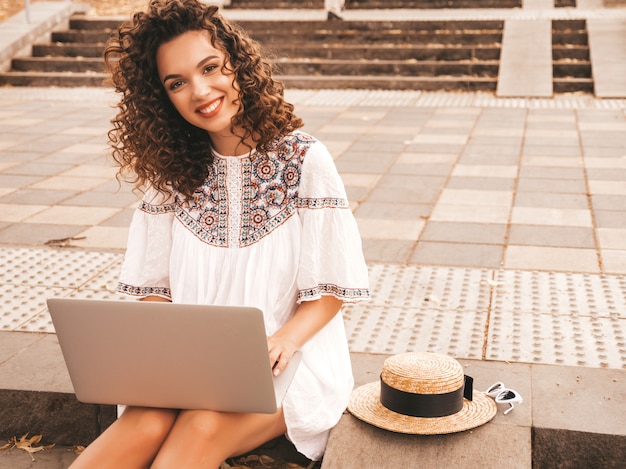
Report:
296,140,370,303
117,187,175,300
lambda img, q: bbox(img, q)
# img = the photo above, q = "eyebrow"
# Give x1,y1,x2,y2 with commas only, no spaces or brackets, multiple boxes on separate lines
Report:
162,55,221,84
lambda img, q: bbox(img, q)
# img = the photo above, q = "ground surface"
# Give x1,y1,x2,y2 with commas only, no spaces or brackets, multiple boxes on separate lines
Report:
1,0,148,21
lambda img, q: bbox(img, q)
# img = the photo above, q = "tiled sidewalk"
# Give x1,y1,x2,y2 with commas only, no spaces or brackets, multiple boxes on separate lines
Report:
0,88,625,369
1,88,625,274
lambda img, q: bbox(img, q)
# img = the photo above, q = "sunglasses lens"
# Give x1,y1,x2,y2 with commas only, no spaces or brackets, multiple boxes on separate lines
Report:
486,382,504,395
500,390,516,400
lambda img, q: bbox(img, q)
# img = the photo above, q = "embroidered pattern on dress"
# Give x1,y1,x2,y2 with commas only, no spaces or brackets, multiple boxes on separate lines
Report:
298,284,371,303
118,282,172,299
176,132,319,247
296,197,350,209
139,201,177,215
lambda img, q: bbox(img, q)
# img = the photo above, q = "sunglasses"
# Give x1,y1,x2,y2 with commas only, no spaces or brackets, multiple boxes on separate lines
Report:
485,382,523,415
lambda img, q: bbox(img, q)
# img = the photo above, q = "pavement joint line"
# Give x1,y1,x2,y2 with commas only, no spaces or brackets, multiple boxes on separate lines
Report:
0,88,625,109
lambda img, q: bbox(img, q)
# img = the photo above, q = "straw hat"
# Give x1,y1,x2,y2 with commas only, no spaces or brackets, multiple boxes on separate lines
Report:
348,352,496,434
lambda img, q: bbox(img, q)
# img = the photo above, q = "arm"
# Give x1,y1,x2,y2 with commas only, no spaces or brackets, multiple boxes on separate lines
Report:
140,296,171,302
267,296,343,376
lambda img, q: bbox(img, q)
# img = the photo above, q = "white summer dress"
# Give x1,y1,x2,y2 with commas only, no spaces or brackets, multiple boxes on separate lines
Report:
117,130,370,460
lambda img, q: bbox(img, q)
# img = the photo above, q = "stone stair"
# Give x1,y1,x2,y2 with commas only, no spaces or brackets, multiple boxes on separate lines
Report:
251,19,503,91
552,19,593,94
225,0,523,8
0,6,602,94
0,16,505,91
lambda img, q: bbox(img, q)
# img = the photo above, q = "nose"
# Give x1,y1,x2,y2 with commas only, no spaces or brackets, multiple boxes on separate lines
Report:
191,78,210,100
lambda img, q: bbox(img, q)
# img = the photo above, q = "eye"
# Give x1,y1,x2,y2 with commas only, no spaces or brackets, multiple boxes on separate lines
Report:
168,80,184,91
203,64,218,74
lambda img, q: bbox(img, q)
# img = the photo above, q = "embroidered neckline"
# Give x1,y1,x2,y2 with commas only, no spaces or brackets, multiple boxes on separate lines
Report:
211,147,256,160
161,131,348,248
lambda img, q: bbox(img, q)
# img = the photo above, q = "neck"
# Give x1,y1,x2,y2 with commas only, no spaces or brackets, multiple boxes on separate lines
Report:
210,132,255,157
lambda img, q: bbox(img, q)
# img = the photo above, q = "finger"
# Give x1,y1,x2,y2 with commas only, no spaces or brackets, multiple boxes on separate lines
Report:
273,353,290,377
267,341,281,367
269,348,282,375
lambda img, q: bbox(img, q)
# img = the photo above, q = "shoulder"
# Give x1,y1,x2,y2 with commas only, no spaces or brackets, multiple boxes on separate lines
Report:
273,130,319,161
275,130,334,171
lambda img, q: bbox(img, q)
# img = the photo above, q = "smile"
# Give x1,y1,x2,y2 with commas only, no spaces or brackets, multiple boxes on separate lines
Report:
196,98,223,117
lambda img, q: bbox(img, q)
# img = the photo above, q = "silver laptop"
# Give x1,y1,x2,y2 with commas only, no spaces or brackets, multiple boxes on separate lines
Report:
47,298,302,414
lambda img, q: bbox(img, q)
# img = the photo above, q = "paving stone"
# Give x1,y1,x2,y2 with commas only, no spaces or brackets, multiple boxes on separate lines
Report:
430,204,511,224
420,221,507,245
410,241,504,268
594,210,626,228
517,178,587,194
514,192,589,209
504,245,600,272
601,249,626,274
0,223,87,246
508,225,596,248
360,239,414,263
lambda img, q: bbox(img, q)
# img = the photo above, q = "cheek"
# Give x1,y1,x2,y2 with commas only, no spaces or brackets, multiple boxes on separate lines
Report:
167,92,191,117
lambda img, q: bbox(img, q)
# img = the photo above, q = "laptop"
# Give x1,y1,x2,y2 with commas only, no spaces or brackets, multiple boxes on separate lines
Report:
47,297,302,414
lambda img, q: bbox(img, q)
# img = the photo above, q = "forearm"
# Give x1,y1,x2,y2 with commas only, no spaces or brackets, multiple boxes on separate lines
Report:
278,296,342,348
140,296,171,302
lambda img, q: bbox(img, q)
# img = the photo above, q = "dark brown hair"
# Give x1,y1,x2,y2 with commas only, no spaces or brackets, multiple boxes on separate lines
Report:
104,0,303,198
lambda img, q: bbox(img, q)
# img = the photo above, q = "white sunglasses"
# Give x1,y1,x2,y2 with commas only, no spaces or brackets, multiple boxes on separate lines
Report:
484,382,523,415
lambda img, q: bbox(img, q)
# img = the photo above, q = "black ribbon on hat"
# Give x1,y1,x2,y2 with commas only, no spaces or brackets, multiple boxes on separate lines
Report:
380,375,474,418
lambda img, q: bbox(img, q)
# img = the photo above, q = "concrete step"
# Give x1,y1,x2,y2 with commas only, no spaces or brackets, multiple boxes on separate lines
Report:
0,72,498,90
227,0,323,8
51,21,503,46
11,57,105,73
552,19,593,94
32,43,104,58
347,0,523,7
270,44,502,61
253,31,503,45
279,74,498,91
0,71,108,87
274,59,500,77
10,56,500,78
1,337,624,469
50,30,113,44
68,16,505,35
225,0,523,8
553,77,594,93
553,62,592,78
50,26,503,47
552,45,589,61
31,42,501,62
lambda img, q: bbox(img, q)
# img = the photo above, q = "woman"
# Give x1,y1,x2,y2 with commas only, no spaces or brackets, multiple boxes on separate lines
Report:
71,1,370,468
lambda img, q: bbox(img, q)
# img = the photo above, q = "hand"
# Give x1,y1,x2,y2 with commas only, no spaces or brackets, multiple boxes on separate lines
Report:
266,296,343,376
267,334,298,377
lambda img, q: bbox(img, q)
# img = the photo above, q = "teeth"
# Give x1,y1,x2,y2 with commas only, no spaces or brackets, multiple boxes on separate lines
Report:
199,99,221,114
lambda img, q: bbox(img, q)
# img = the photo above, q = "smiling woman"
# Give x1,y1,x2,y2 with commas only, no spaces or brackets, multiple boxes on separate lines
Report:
69,1,370,468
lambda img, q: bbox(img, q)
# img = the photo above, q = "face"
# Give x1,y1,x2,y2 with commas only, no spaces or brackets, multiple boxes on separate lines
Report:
157,30,243,154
